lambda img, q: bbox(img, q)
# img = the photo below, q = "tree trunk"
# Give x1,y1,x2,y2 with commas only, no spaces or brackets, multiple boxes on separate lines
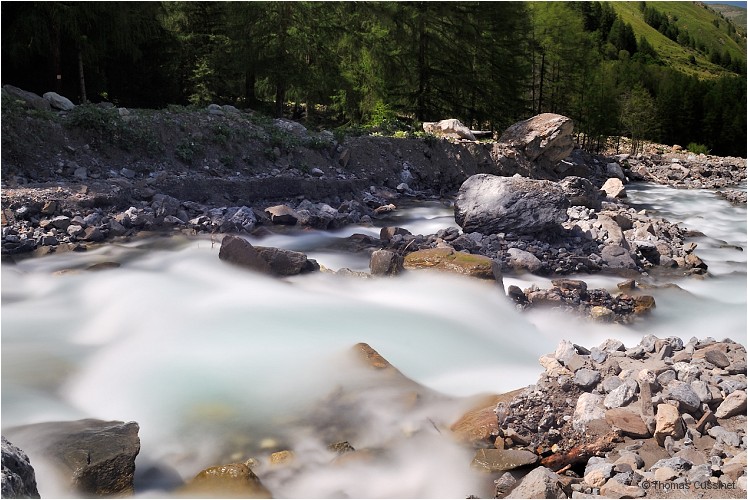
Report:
78,48,87,104
244,70,256,107
537,51,545,115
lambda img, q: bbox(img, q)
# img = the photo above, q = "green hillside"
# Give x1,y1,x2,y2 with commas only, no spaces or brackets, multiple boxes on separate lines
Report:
706,3,747,32
612,1,746,78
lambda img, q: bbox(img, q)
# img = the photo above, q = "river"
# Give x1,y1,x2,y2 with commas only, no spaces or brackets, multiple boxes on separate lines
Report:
1,182,745,497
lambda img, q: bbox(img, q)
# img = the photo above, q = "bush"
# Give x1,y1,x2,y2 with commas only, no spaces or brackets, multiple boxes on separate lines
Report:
686,142,710,155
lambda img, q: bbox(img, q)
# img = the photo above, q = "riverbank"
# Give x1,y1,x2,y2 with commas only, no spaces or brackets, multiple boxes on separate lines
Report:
2,93,746,498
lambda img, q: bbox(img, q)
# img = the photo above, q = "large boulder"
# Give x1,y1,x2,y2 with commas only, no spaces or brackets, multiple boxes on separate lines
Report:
422,119,476,141
558,176,603,209
254,246,320,276
1,436,40,499
2,85,51,112
498,113,574,175
219,235,273,274
42,92,75,111
3,419,140,497
454,174,569,235
505,466,566,498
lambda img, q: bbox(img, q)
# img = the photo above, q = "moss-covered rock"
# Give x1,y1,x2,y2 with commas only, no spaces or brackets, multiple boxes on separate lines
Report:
403,247,499,281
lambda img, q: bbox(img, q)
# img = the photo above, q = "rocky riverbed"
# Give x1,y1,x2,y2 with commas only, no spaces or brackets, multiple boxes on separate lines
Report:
1,88,746,498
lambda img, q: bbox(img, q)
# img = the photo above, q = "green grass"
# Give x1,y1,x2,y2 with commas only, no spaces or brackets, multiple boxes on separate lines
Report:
612,1,746,79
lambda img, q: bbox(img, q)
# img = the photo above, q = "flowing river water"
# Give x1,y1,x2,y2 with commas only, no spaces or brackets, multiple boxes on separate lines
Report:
1,182,745,497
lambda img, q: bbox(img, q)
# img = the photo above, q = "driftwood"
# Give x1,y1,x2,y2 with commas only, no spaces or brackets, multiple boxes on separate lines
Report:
540,431,622,471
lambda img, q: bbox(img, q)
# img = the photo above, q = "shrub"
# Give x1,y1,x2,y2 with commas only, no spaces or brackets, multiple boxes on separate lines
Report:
686,142,710,155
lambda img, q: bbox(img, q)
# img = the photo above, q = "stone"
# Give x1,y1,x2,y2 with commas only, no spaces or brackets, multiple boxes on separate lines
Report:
498,113,574,170
653,466,677,481
590,306,615,322
540,355,573,378
672,362,700,383
422,119,476,141
584,460,614,488
471,448,538,472
181,462,272,498
575,369,602,390
82,226,105,242
707,426,741,447
665,380,701,413
369,249,404,276
715,390,746,418
654,404,684,446
604,379,637,409
254,246,319,276
273,118,307,136
270,450,294,465
3,419,140,497
1,436,40,499
722,453,747,480
450,392,521,444
264,204,300,225
494,472,517,499
403,247,499,281
380,226,411,242
605,408,650,438
606,162,625,180
221,206,257,233
601,178,626,198
206,103,224,115
507,248,543,273
43,91,75,111
599,479,645,498
600,245,636,269
454,174,569,235
3,85,51,111
505,466,566,499
704,349,730,368
574,393,606,432
558,176,602,209
219,235,273,275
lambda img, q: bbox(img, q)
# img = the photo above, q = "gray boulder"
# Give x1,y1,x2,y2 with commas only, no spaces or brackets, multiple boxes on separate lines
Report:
507,248,543,273
2,85,51,112
1,436,40,499
3,419,140,497
506,466,566,498
422,119,476,141
42,92,75,111
254,246,320,276
498,113,574,175
454,174,569,235
370,249,404,276
218,235,273,274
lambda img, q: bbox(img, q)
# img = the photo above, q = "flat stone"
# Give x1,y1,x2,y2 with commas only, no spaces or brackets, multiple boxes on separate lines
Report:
403,247,498,280
604,379,637,409
574,393,606,432
599,479,645,498
471,448,538,472
665,380,701,413
715,390,746,418
704,348,731,369
605,408,650,438
707,426,741,447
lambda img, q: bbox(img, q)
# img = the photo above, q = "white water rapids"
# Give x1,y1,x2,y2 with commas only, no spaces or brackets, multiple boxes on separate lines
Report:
1,182,745,497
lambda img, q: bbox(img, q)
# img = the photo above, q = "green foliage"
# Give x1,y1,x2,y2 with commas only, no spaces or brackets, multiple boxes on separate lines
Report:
686,143,709,155
175,138,203,164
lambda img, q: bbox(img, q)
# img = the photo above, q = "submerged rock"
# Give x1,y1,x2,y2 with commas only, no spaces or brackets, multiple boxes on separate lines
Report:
403,247,500,282
181,462,272,498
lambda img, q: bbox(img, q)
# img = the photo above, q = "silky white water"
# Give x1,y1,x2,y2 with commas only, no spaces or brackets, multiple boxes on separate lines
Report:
1,183,745,497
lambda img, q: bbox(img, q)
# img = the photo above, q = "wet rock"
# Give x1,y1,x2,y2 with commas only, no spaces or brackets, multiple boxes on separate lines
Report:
181,462,272,498
715,390,746,418
403,247,499,281
369,249,404,276
3,419,140,497
1,436,40,499
380,226,411,243
219,235,273,275
255,246,319,276
600,245,636,269
654,404,684,445
505,466,566,499
454,174,569,235
471,448,538,472
589,306,615,322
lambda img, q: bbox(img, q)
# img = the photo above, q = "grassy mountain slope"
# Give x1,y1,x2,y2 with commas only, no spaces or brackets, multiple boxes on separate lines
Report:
612,1,746,78
706,3,747,32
